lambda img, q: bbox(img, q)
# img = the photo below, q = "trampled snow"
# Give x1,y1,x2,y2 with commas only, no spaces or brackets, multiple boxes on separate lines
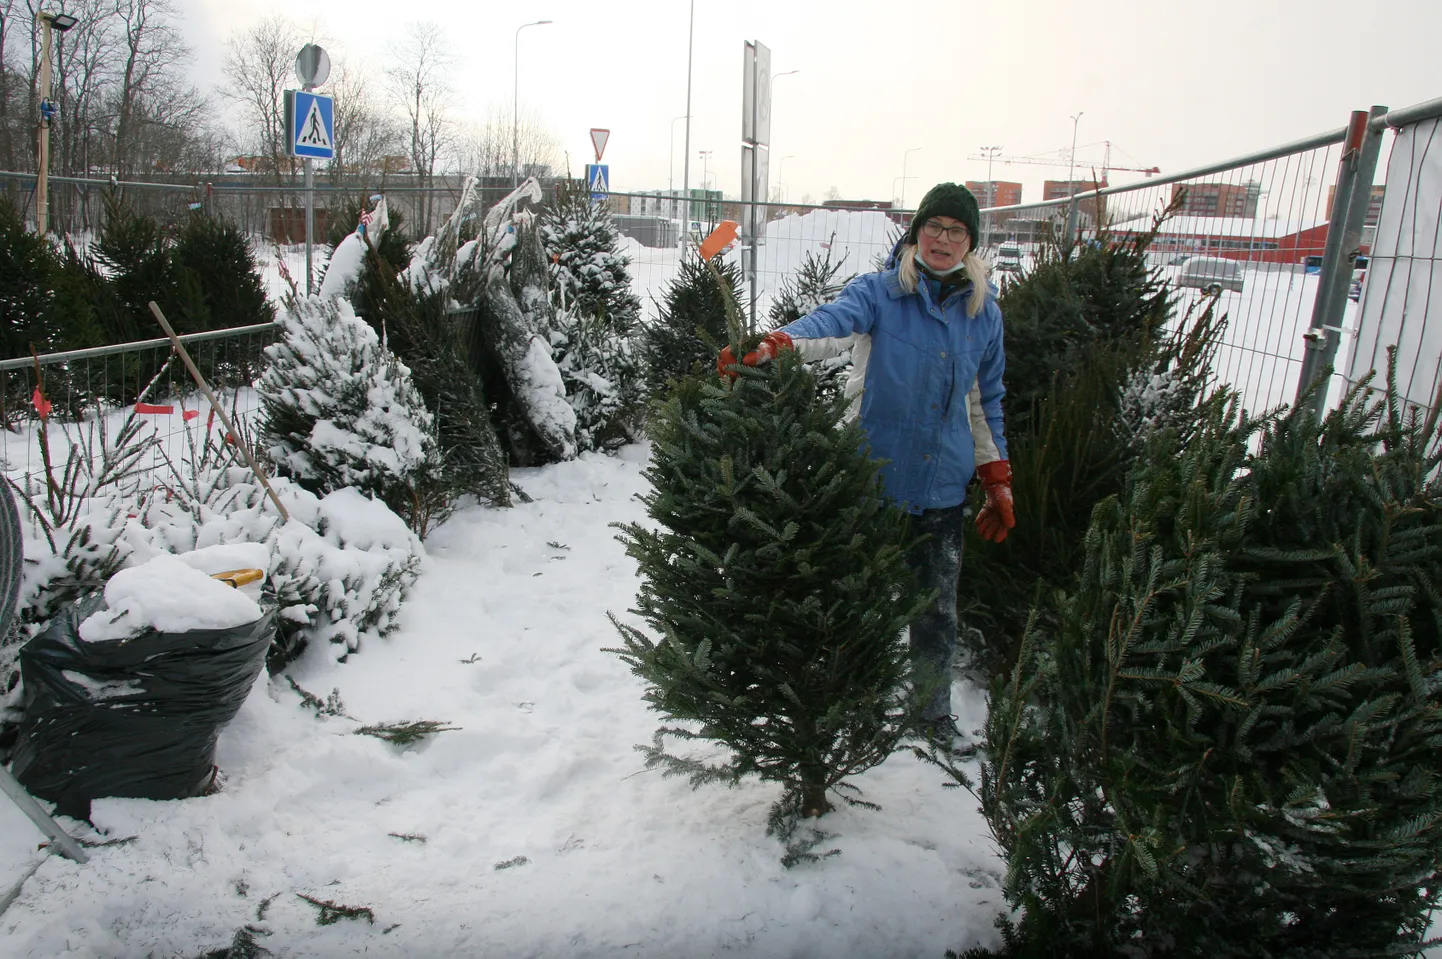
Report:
0,444,1004,958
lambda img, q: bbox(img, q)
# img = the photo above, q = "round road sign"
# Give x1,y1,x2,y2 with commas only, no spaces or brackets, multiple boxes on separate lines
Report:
294,44,330,89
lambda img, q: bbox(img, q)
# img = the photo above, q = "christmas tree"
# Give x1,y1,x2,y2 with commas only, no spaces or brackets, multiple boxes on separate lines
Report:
639,253,744,401
258,296,446,534
973,361,1442,957
766,240,857,403
611,337,930,830
540,180,643,331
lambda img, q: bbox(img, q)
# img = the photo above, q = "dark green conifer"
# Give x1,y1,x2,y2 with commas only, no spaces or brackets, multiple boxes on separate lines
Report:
639,253,744,400
974,361,1442,957
611,329,930,829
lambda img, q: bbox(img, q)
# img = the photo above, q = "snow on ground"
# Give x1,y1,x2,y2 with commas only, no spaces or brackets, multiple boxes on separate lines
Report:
0,443,1005,959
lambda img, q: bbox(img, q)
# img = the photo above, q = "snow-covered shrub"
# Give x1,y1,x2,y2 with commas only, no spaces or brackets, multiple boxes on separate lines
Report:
134,425,424,670
258,296,447,535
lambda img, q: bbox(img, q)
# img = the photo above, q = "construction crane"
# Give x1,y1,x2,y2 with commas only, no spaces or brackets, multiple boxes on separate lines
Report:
967,141,1159,189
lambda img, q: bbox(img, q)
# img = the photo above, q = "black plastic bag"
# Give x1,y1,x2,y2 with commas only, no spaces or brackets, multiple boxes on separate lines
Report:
10,592,276,820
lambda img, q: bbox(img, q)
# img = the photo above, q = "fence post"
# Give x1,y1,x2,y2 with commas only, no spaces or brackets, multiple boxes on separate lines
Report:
1295,105,1388,414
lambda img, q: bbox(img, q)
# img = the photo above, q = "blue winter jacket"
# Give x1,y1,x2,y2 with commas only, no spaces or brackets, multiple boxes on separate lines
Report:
778,268,1008,514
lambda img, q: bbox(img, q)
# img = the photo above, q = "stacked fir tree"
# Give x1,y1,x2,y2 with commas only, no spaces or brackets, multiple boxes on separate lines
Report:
972,364,1442,958
540,182,645,453
612,309,931,830
258,296,446,535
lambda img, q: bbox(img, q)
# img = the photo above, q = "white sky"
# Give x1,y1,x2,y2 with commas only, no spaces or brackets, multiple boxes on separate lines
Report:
180,0,1441,205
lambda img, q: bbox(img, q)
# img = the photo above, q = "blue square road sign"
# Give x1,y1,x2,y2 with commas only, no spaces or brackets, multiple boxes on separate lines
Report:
289,91,335,160
586,164,609,200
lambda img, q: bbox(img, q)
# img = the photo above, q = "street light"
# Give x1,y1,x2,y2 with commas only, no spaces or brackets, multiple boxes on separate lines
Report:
512,19,553,187
978,144,1003,249
777,155,794,202
1065,111,1084,241
35,10,78,235
669,114,689,195
900,146,922,209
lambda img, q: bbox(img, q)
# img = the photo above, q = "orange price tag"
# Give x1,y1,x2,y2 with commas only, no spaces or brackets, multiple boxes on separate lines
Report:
698,220,739,261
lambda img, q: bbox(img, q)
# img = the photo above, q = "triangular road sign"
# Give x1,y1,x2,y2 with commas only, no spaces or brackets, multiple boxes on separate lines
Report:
298,98,332,150
590,128,610,163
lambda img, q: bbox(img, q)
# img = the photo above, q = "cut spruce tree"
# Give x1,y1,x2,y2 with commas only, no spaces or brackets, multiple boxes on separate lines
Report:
610,346,932,831
972,362,1442,958
639,253,745,401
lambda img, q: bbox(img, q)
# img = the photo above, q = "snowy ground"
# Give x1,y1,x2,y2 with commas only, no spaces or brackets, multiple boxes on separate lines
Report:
0,444,1005,959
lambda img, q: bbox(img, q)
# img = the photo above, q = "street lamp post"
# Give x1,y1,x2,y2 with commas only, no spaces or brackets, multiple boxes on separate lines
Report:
777,155,794,202
978,144,1003,249
1065,111,1084,242
669,114,689,196
513,19,553,187
698,150,713,225
682,0,695,234
35,10,78,235
900,146,922,209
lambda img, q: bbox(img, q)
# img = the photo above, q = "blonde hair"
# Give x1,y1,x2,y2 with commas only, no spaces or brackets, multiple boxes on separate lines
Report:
896,242,989,318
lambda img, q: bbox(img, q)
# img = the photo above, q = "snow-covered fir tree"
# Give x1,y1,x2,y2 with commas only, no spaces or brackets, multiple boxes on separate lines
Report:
540,181,643,331
550,305,644,453
258,296,446,534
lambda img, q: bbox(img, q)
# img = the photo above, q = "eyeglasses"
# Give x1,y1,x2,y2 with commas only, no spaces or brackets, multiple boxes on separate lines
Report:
920,221,970,244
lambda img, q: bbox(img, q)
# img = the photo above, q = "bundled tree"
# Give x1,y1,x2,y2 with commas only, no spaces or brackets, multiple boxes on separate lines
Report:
611,323,931,834
640,253,745,400
257,296,447,535
477,213,577,464
766,239,857,403
969,364,1442,958
540,179,643,330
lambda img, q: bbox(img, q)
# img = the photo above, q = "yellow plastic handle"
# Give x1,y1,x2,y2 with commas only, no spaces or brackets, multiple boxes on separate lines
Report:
210,568,264,588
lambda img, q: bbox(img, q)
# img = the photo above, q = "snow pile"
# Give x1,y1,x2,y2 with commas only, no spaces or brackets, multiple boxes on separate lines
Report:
78,553,263,642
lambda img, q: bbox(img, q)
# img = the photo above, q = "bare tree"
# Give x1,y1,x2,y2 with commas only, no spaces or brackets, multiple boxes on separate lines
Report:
384,21,452,233
111,0,197,178
455,105,560,180
221,14,303,185
328,56,399,190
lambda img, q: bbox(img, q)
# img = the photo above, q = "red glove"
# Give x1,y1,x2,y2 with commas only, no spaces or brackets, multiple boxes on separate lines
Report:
717,332,793,379
975,460,1015,543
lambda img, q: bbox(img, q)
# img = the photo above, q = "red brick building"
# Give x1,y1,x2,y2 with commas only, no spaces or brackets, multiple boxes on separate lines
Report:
1170,181,1261,218
1044,179,1106,222
966,180,1023,209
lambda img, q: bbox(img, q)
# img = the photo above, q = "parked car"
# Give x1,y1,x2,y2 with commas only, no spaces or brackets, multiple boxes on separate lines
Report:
1178,256,1244,294
995,242,1024,274
1349,254,1369,302
1302,255,1324,275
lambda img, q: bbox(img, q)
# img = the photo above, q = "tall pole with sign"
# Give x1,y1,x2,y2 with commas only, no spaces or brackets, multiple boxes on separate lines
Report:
741,40,771,333
289,44,332,294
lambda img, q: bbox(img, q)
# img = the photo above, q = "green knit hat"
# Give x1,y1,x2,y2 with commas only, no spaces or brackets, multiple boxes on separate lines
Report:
908,182,980,249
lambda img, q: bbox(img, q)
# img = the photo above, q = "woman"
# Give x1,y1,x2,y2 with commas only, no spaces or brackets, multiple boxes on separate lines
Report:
718,182,1013,739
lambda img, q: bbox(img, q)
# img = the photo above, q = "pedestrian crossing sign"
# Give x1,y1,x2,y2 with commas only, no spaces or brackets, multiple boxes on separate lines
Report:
286,90,335,160
585,164,609,200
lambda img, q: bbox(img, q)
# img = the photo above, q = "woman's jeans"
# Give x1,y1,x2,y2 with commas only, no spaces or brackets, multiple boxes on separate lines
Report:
907,504,966,721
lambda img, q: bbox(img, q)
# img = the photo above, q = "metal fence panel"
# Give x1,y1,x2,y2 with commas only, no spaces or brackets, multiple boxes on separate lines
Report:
1348,105,1442,411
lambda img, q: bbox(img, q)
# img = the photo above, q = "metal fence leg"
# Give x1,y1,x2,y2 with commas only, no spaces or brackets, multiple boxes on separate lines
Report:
1296,105,1388,414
